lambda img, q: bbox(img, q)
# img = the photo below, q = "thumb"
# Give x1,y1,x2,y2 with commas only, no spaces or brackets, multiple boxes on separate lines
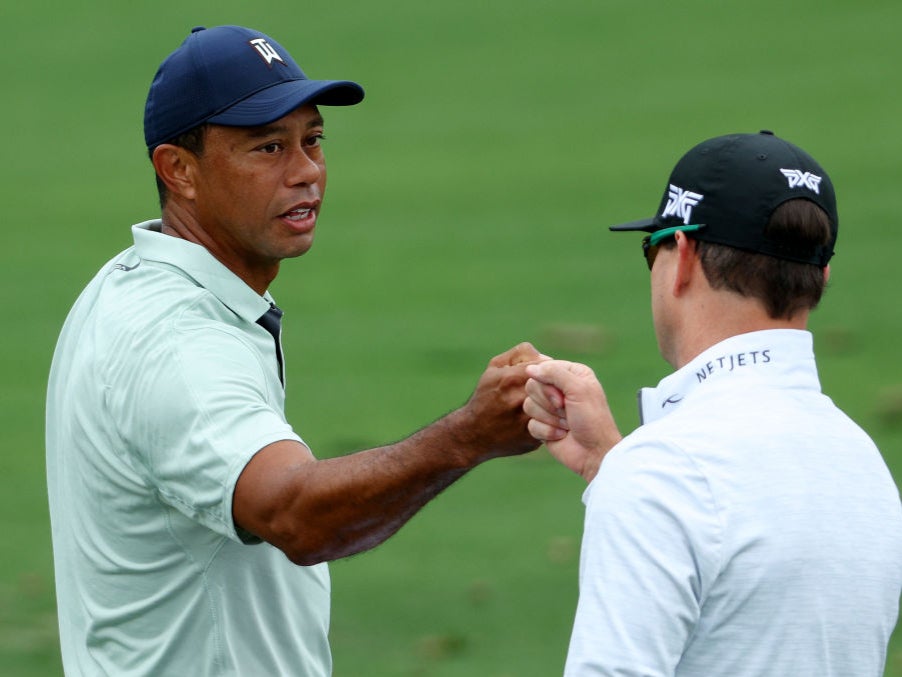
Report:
525,360,598,398
490,342,541,367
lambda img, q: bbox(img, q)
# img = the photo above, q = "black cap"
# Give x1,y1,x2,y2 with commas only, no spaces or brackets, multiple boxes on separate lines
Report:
610,131,838,266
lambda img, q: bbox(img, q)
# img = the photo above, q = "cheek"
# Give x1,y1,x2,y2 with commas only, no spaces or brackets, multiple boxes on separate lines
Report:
650,291,662,331
194,159,243,201
649,275,669,331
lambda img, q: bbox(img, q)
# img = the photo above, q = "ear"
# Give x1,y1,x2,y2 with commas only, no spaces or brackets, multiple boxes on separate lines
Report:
823,264,831,284
671,230,700,297
151,144,199,201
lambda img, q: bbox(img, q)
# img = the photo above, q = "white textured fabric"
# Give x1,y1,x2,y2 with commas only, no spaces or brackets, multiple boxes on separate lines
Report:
565,330,902,676
47,220,331,676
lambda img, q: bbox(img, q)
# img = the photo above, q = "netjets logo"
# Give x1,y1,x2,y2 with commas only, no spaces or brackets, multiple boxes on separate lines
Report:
661,184,704,224
249,38,285,67
780,168,822,194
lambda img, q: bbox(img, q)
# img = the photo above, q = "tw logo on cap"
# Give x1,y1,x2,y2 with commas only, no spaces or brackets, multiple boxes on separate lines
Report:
662,184,704,224
249,38,285,67
780,168,822,194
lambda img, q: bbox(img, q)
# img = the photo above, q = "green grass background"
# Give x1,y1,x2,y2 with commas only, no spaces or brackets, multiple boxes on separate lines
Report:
3,0,901,674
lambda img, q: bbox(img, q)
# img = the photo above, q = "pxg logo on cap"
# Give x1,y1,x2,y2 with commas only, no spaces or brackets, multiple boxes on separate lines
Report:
661,185,704,225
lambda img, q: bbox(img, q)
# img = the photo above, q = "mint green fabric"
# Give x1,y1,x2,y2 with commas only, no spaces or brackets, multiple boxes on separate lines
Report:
47,220,331,676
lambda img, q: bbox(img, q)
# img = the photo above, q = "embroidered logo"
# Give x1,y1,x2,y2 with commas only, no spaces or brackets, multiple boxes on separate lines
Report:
661,184,704,224
249,38,285,67
779,168,822,194
662,395,683,408
695,349,771,383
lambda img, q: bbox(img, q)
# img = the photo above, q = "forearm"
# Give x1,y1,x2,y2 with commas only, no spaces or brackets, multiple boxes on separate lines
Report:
285,410,483,563
234,342,542,565
238,408,517,566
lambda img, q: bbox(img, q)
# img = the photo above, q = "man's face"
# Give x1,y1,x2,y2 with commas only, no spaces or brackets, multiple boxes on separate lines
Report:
189,104,328,287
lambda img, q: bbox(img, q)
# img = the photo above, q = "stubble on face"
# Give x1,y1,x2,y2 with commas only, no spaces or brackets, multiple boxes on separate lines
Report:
189,105,329,293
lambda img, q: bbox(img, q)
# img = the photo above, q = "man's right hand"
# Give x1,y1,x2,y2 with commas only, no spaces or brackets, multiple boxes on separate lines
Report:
523,360,622,483
453,342,548,461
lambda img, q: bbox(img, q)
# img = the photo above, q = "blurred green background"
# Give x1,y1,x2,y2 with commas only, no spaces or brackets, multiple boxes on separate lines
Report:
3,0,900,675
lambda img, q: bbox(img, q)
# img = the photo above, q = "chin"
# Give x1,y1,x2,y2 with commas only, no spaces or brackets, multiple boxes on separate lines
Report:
282,234,316,259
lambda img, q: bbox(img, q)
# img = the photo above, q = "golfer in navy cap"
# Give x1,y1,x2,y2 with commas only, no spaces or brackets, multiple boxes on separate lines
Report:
47,26,544,675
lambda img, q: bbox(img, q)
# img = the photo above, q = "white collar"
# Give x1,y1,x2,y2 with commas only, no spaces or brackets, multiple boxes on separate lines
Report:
638,329,821,425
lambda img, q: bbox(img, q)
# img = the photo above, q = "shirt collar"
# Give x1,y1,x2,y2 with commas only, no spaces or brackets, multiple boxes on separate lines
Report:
131,220,274,323
638,329,821,425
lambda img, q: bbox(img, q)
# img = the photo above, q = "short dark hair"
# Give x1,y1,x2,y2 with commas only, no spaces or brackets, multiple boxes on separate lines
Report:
148,124,209,208
664,199,832,319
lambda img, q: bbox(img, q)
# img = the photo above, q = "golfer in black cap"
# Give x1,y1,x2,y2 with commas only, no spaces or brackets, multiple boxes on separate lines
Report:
524,131,902,676
46,25,544,675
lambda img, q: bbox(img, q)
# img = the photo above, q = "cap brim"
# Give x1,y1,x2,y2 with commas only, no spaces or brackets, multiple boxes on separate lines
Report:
609,217,657,233
209,78,364,127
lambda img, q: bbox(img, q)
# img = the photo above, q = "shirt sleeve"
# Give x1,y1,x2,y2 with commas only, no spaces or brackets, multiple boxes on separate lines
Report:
110,322,302,543
564,436,724,676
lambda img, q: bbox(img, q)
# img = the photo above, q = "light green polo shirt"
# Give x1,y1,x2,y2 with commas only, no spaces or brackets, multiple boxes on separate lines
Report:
46,220,331,676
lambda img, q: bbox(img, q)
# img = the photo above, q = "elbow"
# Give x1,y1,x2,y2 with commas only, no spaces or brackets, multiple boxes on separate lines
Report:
267,520,334,567
277,521,381,567
271,515,353,566
282,537,331,567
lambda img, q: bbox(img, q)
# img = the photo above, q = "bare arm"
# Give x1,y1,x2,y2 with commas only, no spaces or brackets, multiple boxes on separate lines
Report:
233,343,543,565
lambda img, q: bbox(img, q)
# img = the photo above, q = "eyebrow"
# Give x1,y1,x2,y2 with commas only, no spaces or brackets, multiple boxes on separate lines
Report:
244,115,325,139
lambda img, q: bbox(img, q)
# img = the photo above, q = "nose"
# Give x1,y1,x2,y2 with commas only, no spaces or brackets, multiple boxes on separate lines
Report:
286,146,324,187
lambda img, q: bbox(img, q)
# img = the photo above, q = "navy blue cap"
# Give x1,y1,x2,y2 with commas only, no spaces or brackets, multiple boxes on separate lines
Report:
610,131,838,266
144,25,364,149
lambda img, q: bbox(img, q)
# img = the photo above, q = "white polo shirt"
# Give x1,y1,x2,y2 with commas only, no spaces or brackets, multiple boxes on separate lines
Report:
565,330,902,676
46,220,331,676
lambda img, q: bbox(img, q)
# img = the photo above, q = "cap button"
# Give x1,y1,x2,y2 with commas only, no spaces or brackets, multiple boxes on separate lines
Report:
191,26,206,33
759,129,774,136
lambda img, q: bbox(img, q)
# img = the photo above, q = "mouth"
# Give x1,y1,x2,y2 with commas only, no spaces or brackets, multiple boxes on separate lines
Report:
279,202,319,231
283,207,314,221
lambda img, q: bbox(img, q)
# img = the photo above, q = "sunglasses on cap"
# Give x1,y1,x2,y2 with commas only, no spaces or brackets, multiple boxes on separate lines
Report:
641,224,705,270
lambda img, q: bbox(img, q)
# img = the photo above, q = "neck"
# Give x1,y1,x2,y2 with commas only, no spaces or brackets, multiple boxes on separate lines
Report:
159,201,277,295
668,293,809,369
